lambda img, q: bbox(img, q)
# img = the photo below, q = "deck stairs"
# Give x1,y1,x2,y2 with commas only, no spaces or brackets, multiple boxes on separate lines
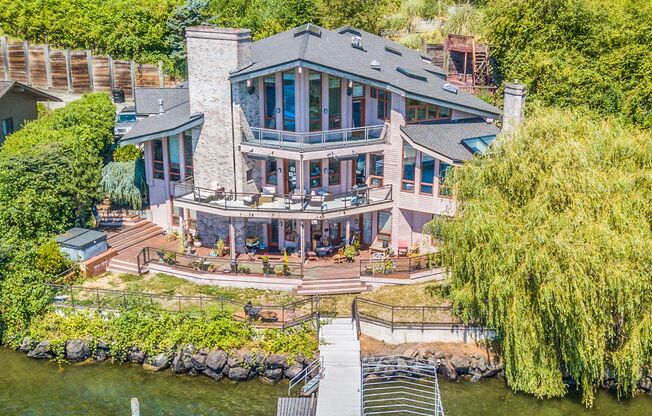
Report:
105,218,162,253
296,276,370,295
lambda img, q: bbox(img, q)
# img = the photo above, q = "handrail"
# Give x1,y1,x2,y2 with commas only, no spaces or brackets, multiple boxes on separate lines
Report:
244,124,388,151
352,297,465,331
173,181,394,214
288,356,324,395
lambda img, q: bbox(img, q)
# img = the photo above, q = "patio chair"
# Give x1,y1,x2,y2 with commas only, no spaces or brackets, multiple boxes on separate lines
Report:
308,194,326,207
398,240,409,257
243,194,260,206
244,304,262,320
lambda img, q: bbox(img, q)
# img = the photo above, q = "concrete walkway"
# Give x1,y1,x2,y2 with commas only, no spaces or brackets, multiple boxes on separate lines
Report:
316,318,361,416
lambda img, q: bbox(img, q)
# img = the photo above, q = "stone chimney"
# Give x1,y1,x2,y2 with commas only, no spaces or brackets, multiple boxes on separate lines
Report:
158,98,164,114
185,26,252,190
502,83,526,135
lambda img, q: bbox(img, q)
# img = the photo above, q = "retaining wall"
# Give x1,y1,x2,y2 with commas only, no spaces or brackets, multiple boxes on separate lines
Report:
359,320,495,344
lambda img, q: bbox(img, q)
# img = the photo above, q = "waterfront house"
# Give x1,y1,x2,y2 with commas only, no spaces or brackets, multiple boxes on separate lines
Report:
119,24,524,261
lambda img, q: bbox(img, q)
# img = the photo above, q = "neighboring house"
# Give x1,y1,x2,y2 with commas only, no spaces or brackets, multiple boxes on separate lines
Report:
0,81,61,144
119,24,525,258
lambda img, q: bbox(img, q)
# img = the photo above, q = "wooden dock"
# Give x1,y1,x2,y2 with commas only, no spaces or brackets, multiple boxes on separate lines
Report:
277,397,317,416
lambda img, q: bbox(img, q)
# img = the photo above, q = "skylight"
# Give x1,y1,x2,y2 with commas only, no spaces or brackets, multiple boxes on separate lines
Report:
462,135,496,155
384,46,402,56
396,66,428,82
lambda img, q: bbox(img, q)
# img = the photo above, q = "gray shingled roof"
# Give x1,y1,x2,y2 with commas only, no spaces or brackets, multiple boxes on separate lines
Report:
133,87,189,115
0,80,61,101
401,118,499,163
230,24,500,118
120,101,203,145
55,227,106,249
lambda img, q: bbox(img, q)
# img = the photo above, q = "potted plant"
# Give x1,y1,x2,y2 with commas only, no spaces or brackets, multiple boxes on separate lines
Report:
383,259,395,274
217,238,225,257
261,255,271,275
194,233,202,248
275,265,285,276
239,265,251,274
282,250,291,276
163,251,177,265
343,245,356,262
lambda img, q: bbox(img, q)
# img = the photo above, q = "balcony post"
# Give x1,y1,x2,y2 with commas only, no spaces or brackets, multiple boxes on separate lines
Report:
299,219,306,263
229,218,236,260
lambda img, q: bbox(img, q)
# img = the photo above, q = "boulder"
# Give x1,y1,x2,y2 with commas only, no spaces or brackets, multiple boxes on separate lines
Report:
206,350,228,373
228,354,243,368
471,356,488,373
295,352,307,366
228,366,251,381
97,339,110,350
433,351,446,360
402,348,418,358
27,340,53,360
242,352,254,367
203,368,223,381
284,362,304,380
450,355,470,374
470,373,482,382
94,349,109,362
221,365,230,376
437,359,457,380
254,351,267,367
482,361,503,378
171,353,194,374
143,353,170,371
65,340,91,362
191,353,207,371
265,354,289,369
263,368,284,381
18,337,33,353
127,348,145,364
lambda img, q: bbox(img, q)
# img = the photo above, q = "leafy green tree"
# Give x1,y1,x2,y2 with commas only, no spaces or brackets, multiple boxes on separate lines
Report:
318,0,394,33
431,106,652,406
101,160,148,209
167,0,211,76
484,0,652,128
112,144,143,162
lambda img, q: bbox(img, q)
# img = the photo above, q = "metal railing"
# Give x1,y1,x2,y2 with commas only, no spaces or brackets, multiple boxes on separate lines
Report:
359,253,442,279
46,283,336,329
288,356,324,395
243,124,387,151
353,298,463,331
137,246,304,277
173,181,393,215
361,355,445,416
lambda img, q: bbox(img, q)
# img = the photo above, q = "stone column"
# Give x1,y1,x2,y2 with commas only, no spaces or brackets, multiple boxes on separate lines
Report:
345,219,351,245
229,218,236,260
300,219,306,263
503,83,526,135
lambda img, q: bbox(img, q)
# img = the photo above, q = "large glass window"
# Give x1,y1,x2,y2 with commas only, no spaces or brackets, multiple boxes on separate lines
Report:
266,157,278,186
309,160,322,188
352,82,365,98
263,75,276,129
282,71,295,131
369,153,384,186
377,89,390,120
438,162,452,197
401,141,417,192
354,154,366,185
405,98,451,123
309,71,322,132
168,135,181,181
328,158,341,185
183,131,193,178
420,153,435,194
328,77,341,129
152,139,164,180
378,211,392,236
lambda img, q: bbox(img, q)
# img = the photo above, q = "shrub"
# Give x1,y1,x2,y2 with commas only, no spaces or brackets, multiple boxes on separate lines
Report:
112,144,143,162
101,160,148,209
34,240,71,276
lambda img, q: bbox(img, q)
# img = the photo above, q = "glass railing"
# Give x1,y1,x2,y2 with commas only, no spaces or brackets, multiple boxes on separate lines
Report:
242,124,387,151
174,181,393,215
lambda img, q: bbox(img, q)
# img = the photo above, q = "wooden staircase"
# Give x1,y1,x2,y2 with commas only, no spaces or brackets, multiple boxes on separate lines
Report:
295,276,370,295
105,218,162,252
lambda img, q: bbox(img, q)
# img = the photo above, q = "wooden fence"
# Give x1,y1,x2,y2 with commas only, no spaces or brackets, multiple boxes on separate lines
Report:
0,37,178,98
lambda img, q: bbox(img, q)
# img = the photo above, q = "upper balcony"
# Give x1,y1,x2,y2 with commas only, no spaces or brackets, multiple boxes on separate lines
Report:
173,180,394,220
242,124,388,152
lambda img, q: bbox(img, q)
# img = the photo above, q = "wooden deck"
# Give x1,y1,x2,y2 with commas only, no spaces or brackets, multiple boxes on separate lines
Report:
277,397,317,416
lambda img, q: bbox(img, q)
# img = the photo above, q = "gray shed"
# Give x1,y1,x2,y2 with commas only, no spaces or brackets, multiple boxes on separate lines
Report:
55,228,108,261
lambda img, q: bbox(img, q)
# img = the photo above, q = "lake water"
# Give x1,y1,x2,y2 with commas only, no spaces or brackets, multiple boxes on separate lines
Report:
1,348,650,415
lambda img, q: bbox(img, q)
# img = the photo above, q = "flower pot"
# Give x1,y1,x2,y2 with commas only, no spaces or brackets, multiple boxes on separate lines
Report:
194,241,202,248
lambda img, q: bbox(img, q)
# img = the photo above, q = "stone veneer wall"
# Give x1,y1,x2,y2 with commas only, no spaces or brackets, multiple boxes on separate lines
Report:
186,26,263,251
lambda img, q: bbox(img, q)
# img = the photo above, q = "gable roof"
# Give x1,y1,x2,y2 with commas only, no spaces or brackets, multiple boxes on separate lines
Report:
134,87,189,115
119,101,203,145
400,118,499,164
0,81,61,102
230,24,500,118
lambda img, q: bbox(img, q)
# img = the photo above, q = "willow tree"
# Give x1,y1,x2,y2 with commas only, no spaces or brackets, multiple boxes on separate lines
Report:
432,106,652,406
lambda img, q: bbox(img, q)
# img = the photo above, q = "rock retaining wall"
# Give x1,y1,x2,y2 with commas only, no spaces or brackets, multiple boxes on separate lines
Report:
18,337,312,383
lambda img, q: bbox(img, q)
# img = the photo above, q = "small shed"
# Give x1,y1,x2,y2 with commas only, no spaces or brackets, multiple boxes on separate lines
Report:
55,227,108,261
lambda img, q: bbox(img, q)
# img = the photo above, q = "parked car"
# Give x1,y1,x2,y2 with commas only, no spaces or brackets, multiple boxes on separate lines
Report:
114,106,137,138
